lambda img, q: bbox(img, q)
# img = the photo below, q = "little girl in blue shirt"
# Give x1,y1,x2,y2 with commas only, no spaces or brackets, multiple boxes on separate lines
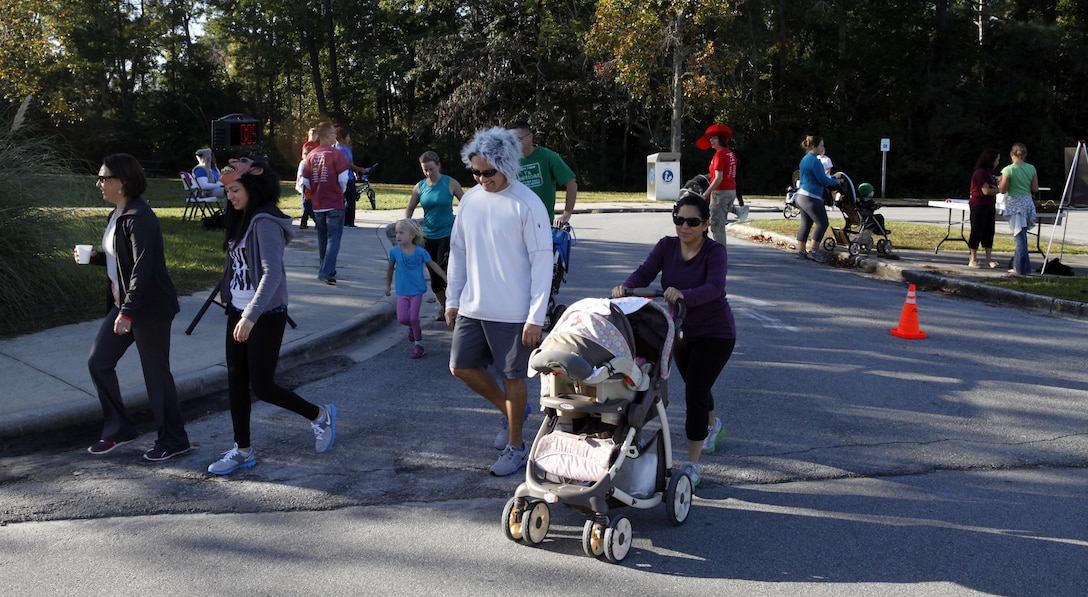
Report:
385,218,447,359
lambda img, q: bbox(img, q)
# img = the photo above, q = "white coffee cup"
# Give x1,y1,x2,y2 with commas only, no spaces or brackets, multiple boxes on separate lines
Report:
76,244,92,265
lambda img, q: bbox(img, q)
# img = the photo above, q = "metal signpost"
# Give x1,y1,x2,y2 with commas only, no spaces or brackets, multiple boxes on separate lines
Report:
880,138,891,199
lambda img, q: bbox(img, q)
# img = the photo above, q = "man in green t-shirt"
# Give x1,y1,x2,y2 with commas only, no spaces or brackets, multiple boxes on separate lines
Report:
509,121,578,226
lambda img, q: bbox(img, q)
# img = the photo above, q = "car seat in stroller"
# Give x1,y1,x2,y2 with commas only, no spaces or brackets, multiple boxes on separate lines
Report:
823,173,894,255
500,296,692,563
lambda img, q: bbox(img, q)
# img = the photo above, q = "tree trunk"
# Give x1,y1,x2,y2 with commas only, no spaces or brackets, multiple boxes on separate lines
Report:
304,28,326,117
671,45,684,152
323,0,342,121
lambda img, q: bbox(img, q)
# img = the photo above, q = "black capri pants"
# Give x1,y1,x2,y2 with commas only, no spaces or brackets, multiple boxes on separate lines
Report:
672,335,736,441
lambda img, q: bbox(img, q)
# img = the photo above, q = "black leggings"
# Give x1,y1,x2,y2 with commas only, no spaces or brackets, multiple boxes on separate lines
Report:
672,336,736,441
226,307,319,447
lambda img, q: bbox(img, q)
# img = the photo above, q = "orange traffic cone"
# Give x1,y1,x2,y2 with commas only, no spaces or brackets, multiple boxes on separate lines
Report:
890,284,927,339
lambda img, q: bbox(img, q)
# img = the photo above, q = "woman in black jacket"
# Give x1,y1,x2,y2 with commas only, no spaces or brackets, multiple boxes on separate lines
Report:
79,153,190,461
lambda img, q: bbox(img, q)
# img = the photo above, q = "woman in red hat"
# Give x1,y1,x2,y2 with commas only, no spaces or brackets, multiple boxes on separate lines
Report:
696,124,737,244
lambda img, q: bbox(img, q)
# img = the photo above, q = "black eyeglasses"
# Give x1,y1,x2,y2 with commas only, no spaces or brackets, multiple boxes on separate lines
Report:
470,168,498,178
96,175,117,183
673,216,704,227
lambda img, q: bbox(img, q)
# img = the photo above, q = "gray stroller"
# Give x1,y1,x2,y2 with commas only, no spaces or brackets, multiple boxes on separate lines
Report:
500,294,691,563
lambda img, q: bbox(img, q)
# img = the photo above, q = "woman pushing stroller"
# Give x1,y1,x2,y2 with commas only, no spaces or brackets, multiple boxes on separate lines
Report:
612,194,736,488
795,135,844,262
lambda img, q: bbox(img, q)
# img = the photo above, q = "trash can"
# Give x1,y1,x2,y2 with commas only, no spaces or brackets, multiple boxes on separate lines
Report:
646,152,681,201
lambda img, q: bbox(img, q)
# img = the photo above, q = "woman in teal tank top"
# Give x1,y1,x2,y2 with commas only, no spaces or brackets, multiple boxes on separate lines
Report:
405,150,465,316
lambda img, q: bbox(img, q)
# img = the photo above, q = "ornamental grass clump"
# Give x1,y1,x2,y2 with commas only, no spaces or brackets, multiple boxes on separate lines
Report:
0,101,103,337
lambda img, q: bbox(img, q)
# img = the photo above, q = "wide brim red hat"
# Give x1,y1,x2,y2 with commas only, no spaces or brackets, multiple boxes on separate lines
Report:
696,124,733,150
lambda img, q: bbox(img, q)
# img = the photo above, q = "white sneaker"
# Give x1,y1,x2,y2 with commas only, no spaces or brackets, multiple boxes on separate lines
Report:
208,444,256,475
489,443,528,476
312,404,337,453
681,461,702,488
737,205,750,223
702,417,725,455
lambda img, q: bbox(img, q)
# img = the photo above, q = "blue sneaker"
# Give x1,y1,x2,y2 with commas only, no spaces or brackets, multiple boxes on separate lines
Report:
493,401,532,450
312,404,337,453
208,444,256,475
489,443,528,477
681,461,702,488
701,417,725,455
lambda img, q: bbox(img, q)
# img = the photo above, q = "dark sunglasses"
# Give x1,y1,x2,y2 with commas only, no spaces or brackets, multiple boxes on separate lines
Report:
470,168,498,178
96,175,117,182
673,216,704,227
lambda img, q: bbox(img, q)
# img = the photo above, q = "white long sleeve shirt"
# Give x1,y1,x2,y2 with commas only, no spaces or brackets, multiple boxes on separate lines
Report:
446,180,552,326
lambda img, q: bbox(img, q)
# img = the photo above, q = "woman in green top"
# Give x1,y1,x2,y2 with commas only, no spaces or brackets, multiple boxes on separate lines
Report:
405,150,464,317
998,143,1039,277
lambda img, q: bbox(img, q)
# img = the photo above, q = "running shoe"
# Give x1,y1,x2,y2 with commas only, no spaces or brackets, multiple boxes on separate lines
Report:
410,344,425,359
701,417,725,455
87,437,138,455
489,443,528,477
312,403,337,453
681,461,703,488
208,444,256,475
143,445,193,462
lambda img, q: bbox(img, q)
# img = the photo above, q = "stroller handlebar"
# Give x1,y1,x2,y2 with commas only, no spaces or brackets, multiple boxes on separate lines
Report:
619,287,686,337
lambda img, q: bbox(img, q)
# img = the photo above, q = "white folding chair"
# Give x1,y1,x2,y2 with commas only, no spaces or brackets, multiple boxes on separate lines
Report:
180,171,222,222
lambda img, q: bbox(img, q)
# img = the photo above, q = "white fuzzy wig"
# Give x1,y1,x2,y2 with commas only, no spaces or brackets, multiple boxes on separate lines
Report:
460,127,522,182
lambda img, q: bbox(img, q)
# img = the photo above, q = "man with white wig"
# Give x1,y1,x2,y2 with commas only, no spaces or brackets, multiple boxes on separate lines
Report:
445,127,553,476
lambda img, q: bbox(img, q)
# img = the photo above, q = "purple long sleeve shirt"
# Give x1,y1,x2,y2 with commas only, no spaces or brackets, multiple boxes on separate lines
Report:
624,236,736,340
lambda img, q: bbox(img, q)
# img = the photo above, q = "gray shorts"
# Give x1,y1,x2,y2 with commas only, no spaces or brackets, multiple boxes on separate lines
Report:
449,316,532,379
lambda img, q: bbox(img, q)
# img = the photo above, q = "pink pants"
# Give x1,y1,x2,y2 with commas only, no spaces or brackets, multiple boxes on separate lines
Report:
397,294,423,340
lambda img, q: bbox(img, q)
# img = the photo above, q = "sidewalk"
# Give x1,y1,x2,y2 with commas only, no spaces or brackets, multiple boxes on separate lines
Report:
1,201,1084,442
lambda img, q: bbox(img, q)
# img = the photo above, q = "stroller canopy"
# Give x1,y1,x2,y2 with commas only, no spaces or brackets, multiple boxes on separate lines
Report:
547,297,675,380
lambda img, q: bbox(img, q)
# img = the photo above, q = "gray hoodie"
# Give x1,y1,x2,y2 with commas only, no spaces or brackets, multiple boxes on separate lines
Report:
220,210,297,323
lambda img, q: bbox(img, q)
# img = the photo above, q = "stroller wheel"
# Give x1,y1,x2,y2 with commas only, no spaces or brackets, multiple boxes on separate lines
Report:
848,242,862,256
603,516,633,563
665,470,694,526
783,205,799,219
581,520,605,557
519,501,550,545
822,237,837,252
877,239,893,255
501,497,525,542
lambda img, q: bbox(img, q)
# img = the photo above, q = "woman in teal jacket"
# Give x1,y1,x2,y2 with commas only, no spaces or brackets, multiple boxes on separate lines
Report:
795,135,842,262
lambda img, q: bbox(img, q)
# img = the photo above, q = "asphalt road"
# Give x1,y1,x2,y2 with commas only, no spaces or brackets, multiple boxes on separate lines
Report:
2,212,1086,595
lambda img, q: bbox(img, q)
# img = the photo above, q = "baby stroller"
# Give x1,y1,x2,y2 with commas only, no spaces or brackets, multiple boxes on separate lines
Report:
544,223,576,331
783,170,801,219
502,292,692,564
822,173,894,256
